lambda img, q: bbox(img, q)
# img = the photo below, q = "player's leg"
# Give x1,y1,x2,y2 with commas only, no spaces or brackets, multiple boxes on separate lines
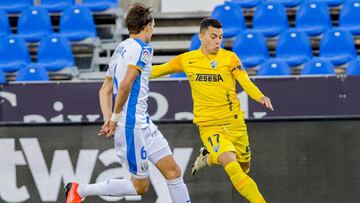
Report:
240,162,251,174
223,121,265,203
192,125,231,174
146,124,191,203
65,127,148,203
155,155,191,203
193,124,265,203
218,151,265,203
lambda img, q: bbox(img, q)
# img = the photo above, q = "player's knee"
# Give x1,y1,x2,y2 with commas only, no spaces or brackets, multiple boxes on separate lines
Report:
240,162,250,174
133,183,149,195
132,179,149,195
163,164,181,180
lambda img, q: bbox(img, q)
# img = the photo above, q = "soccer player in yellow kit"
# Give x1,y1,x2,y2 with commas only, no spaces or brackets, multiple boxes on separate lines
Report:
151,18,273,203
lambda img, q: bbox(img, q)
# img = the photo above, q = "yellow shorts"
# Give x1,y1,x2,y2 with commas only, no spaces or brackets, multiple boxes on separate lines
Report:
199,119,251,165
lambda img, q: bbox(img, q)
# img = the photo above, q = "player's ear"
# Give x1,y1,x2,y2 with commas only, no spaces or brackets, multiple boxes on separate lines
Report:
198,32,204,41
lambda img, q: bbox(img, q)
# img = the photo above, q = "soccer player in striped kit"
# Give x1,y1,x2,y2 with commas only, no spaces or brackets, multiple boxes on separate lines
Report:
65,3,191,203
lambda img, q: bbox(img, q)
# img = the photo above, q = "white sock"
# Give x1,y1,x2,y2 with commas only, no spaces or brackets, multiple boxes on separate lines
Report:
77,179,137,197
166,177,191,203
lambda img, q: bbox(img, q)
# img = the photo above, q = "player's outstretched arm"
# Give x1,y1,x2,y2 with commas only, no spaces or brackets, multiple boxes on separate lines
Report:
151,55,183,79
259,96,274,111
236,74,274,111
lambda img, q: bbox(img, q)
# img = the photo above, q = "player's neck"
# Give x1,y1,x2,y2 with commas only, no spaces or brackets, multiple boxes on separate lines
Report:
130,33,148,43
200,46,210,56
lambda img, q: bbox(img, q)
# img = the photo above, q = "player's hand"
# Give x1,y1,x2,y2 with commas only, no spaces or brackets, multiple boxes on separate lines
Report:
106,120,117,138
259,96,274,111
98,120,110,137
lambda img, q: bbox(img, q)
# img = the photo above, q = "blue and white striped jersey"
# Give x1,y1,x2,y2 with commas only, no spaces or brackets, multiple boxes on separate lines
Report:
106,38,153,129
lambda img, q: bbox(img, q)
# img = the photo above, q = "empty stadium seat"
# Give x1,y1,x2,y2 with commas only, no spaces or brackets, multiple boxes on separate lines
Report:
0,0,33,13
230,0,260,8
0,36,30,73
319,29,356,65
60,6,97,41
82,0,119,12
339,1,360,35
232,31,269,68
36,35,75,72
0,68,6,84
295,2,332,36
266,0,302,8
40,0,75,13
17,7,53,42
301,58,335,75
0,9,11,37
346,58,360,75
276,30,312,66
189,33,201,51
16,64,49,81
257,59,291,76
252,2,289,37
170,72,187,78
211,2,246,38
307,0,345,7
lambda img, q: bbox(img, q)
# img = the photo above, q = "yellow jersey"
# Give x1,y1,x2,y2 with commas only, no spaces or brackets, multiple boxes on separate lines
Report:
151,48,264,126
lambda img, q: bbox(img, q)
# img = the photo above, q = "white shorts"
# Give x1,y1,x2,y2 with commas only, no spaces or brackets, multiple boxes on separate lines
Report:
114,121,172,178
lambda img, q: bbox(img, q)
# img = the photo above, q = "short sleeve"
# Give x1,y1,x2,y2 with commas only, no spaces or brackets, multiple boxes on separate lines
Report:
126,44,152,71
105,64,115,78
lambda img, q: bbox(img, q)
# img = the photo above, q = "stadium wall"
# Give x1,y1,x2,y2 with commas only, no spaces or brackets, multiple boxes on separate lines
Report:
0,119,359,203
1,76,360,123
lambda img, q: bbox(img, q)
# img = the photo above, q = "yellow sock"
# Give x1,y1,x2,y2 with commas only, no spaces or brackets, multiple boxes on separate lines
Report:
207,153,216,165
224,161,266,203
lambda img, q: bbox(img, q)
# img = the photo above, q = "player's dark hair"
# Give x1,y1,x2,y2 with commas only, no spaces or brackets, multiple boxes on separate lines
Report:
199,18,222,33
126,3,153,35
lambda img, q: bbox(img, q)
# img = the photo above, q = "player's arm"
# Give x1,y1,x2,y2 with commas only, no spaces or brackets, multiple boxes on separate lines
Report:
151,54,183,79
98,65,114,137
230,54,274,111
108,66,140,136
99,76,113,122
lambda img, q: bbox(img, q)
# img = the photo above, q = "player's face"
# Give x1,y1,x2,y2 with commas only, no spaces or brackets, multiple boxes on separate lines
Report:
145,20,155,43
199,26,223,55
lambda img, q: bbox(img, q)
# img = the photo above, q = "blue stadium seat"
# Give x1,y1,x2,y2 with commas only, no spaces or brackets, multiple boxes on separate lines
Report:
276,30,312,66
266,0,302,8
0,0,33,14
230,0,260,8
40,0,75,13
295,2,332,36
319,29,356,65
252,2,289,37
189,33,201,51
16,64,49,81
257,59,291,76
232,31,269,68
307,0,345,7
339,1,360,35
60,6,96,41
0,68,6,84
37,35,75,72
346,58,360,75
17,7,53,42
301,58,335,75
170,72,187,78
0,9,11,37
0,36,30,73
82,0,119,12
211,2,246,38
